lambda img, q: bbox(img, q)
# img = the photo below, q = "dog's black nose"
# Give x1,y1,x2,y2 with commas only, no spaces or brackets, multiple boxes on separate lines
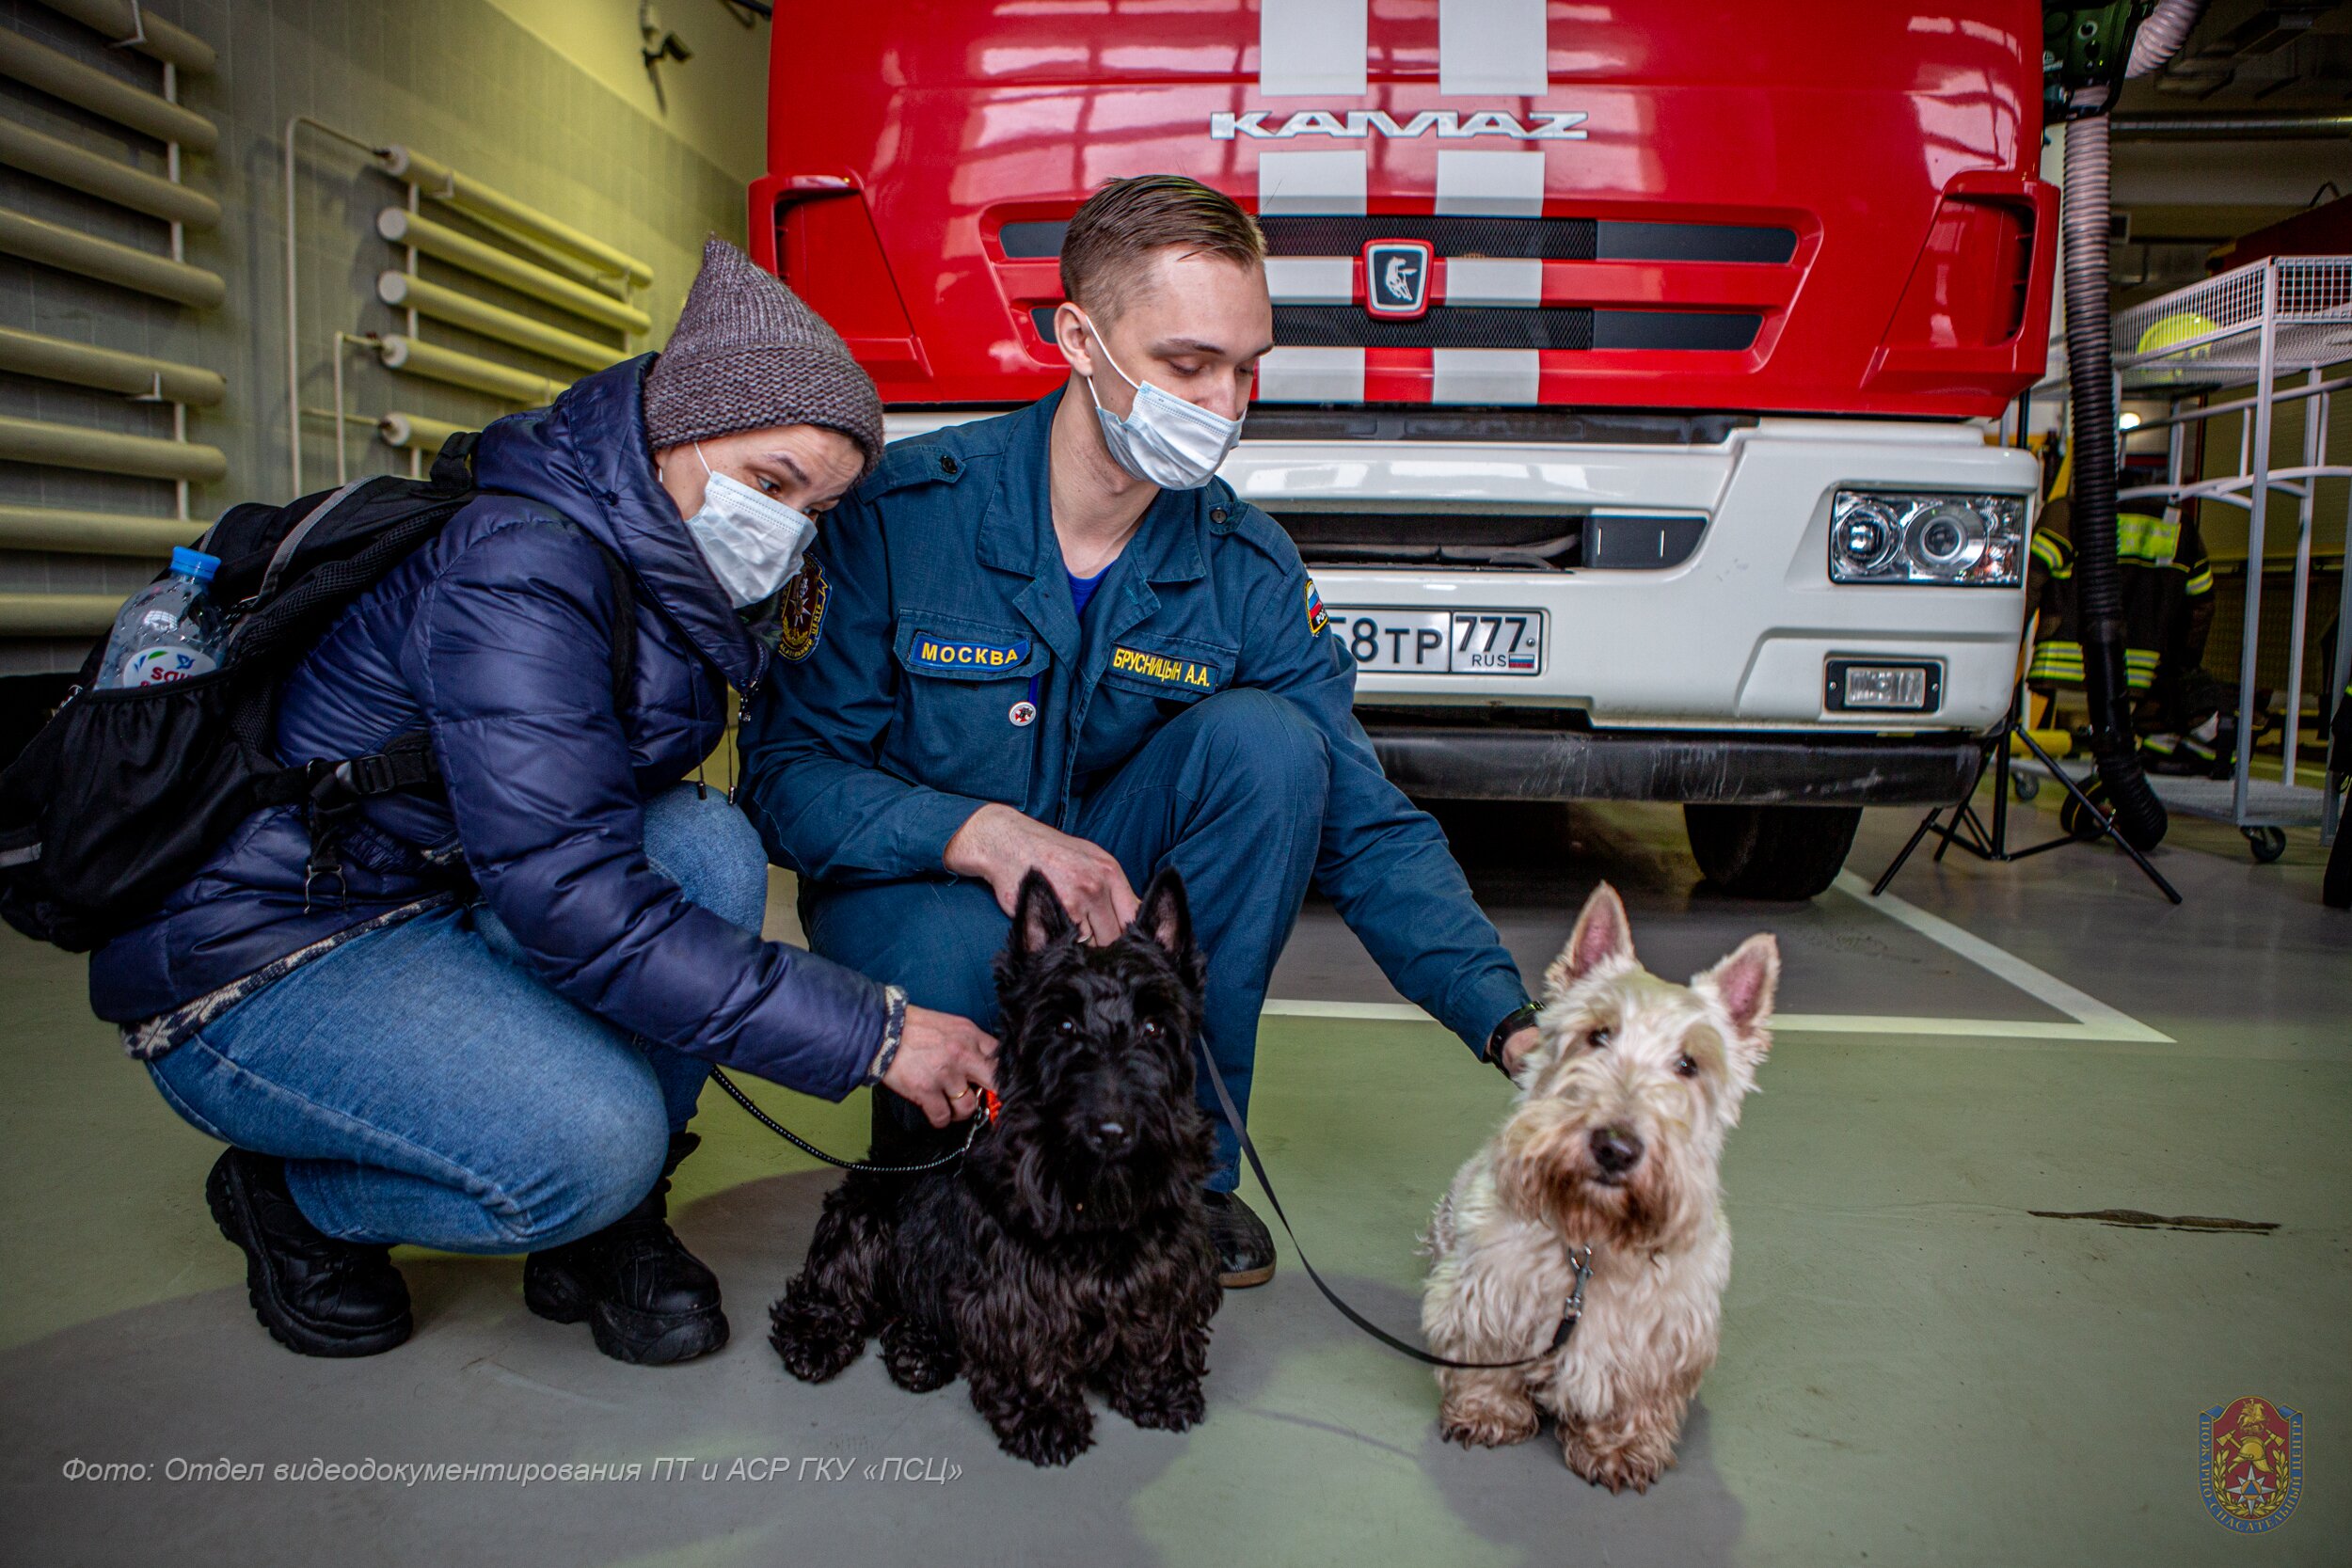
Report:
1086,1119,1131,1152
1589,1128,1644,1174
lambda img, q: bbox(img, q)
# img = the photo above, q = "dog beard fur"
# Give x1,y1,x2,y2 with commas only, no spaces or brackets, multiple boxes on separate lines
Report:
1491,1089,1710,1259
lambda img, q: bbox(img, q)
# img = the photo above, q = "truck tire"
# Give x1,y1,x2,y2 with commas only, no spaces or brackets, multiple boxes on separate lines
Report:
1683,803,1863,900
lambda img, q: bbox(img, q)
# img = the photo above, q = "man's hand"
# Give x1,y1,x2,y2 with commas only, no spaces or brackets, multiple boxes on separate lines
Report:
944,802,1138,944
882,1006,999,1128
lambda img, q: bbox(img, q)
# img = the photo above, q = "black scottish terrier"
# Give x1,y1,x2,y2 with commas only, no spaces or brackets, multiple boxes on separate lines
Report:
769,867,1222,1466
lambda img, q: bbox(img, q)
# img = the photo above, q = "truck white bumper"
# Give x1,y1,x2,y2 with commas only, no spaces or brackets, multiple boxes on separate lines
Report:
1223,417,2036,735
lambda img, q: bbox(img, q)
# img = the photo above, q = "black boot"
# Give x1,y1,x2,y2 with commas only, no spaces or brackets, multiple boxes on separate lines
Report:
523,1131,728,1365
204,1148,413,1357
1201,1190,1276,1289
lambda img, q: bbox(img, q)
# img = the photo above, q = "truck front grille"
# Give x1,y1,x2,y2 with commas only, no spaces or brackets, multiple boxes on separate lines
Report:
999,216,1797,265
1270,305,1759,352
1267,511,1706,572
1029,305,1759,354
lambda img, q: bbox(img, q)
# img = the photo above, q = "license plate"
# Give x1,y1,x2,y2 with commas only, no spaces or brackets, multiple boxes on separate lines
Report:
1328,608,1547,675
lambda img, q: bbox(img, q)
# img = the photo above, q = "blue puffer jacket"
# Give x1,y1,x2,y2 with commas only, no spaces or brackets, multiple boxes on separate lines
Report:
88,357,888,1099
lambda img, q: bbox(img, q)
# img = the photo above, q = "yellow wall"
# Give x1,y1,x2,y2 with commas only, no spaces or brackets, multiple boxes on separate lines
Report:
477,0,770,183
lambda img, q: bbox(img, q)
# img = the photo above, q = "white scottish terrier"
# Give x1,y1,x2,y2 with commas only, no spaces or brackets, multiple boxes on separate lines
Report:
1422,883,1777,1492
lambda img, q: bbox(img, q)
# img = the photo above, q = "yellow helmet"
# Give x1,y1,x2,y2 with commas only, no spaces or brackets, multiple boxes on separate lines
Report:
2136,311,2219,357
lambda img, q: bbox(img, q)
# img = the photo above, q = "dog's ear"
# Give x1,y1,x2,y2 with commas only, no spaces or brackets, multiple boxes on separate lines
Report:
1696,932,1778,1064
1543,882,1637,1001
1013,870,1076,956
1131,867,1193,958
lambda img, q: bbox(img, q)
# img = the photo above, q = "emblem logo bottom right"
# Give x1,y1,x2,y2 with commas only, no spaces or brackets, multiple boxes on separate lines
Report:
2200,1395,2302,1532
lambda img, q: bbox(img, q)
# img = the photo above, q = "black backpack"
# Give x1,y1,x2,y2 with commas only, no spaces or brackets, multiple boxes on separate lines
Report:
0,436,635,952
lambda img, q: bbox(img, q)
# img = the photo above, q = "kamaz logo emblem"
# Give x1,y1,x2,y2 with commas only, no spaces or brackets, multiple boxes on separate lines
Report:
1363,240,1433,321
1210,108,1589,142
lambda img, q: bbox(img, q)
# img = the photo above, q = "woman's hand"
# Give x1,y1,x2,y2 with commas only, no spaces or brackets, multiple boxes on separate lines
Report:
944,802,1138,944
882,1006,999,1127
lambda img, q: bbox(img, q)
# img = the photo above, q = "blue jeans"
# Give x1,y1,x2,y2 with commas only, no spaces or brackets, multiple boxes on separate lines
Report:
803,689,1328,1191
146,785,767,1254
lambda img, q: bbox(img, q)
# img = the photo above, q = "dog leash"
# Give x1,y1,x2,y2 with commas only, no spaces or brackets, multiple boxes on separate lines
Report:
1194,1038,1592,1370
708,1067,999,1174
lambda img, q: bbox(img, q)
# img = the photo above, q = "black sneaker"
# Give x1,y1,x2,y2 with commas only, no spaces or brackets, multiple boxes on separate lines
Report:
204,1148,413,1357
523,1132,728,1365
1201,1190,1276,1289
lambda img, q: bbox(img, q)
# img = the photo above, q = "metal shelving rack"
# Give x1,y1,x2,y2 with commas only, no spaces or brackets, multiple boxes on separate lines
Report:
2110,255,2351,847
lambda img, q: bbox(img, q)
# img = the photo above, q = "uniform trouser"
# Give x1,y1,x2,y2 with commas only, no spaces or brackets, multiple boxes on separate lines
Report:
801,688,1328,1191
143,786,758,1253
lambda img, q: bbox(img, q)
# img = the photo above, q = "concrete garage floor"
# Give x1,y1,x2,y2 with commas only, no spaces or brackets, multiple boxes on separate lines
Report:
3,789,2345,1567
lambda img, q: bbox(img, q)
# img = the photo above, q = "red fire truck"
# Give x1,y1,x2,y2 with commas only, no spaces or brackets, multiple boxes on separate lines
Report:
752,0,2054,898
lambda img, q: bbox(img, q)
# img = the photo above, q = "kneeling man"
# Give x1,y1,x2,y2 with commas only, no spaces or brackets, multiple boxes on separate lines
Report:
739,176,1539,1287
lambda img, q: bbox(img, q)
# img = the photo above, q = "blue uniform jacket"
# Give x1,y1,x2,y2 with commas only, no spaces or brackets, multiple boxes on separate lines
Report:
738,388,1529,1055
90,356,888,1099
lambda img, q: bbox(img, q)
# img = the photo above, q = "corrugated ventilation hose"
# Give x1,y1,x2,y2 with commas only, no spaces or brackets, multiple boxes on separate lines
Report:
2058,0,2204,851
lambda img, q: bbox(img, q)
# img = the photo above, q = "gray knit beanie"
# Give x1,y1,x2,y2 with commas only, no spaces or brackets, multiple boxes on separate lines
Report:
642,236,884,474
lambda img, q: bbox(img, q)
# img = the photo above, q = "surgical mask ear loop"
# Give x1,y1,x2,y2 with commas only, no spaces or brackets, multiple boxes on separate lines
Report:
1073,309,1141,403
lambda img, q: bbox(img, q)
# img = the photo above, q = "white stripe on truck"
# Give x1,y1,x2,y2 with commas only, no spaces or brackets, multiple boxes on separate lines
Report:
1258,347,1366,403
1265,256,1356,304
1442,257,1543,306
1431,348,1542,405
1259,0,1367,96
1436,150,1547,215
1257,150,1368,214
1438,0,1549,96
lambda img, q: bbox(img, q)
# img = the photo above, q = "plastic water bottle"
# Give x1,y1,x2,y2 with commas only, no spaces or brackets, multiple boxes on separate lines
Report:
95,546,228,689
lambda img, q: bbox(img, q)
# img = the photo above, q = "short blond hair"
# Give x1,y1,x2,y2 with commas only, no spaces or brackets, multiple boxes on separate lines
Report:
1059,175,1265,318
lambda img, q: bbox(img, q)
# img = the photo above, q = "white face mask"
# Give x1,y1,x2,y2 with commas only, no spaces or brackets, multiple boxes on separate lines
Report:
1073,309,1244,491
677,442,818,609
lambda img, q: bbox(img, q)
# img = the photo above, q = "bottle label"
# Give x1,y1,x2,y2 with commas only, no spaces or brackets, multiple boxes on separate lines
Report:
122,646,217,687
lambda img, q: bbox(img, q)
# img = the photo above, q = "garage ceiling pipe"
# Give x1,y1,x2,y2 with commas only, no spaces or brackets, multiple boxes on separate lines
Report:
2111,111,2352,138
0,27,215,151
37,0,216,74
376,208,651,333
0,503,202,556
0,325,225,404
376,145,651,289
375,271,627,372
0,119,219,227
0,206,223,307
373,334,568,406
0,413,227,482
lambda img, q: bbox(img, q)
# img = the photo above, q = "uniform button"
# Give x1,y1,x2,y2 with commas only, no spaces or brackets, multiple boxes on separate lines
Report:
603,490,621,504
1210,505,1228,524
939,453,960,476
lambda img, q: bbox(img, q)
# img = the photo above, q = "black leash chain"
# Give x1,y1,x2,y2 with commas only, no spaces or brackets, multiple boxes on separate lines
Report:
708,1067,990,1175
1195,1037,1591,1370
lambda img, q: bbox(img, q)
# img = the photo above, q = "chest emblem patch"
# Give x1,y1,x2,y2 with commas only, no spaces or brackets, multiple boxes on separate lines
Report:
777,562,829,662
1111,645,1220,691
910,634,1032,672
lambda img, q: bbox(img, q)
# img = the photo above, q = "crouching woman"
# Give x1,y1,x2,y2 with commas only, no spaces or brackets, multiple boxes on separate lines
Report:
90,239,996,1366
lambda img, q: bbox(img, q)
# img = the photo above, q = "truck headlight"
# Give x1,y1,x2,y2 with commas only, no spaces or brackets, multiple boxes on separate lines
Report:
1828,490,2026,586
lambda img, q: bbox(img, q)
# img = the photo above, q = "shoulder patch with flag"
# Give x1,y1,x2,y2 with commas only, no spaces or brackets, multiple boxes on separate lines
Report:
1304,577,1328,637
